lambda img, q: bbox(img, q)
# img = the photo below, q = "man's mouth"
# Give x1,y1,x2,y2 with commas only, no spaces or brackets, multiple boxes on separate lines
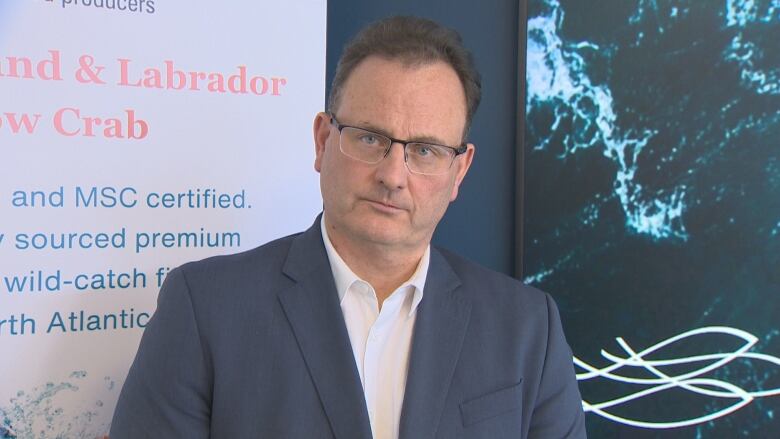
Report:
365,199,405,212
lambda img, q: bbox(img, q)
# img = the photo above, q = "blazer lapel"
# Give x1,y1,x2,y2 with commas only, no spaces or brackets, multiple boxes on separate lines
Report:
399,248,471,439
278,217,373,439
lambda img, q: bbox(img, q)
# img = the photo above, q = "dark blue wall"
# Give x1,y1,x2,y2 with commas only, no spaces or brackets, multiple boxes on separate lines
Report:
326,0,521,276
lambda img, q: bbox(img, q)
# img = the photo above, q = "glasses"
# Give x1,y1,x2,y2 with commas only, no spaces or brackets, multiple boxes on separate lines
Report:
329,114,467,175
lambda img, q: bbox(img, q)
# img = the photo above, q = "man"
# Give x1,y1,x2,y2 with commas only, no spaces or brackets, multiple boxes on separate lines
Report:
110,16,586,439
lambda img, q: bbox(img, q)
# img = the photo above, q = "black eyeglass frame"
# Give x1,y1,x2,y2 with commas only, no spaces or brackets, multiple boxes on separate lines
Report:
328,113,468,171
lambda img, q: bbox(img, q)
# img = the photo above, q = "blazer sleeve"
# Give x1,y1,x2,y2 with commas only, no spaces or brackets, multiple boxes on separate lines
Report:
110,267,212,439
528,293,587,438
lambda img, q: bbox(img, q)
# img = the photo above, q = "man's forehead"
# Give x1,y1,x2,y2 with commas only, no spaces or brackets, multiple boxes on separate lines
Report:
347,55,456,82
342,56,463,98
348,118,454,146
336,57,467,139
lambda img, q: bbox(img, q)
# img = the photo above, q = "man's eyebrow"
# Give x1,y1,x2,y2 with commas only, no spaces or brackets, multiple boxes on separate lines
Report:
357,121,451,146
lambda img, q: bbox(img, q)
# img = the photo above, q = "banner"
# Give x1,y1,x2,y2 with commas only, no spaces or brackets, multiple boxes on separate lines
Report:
524,0,779,436
1,1,326,436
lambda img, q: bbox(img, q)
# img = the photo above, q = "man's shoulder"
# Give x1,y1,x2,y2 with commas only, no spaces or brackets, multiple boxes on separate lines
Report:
434,246,550,309
173,231,303,288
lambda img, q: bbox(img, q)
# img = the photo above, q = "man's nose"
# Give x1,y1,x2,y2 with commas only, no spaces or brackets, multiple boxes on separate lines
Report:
375,142,409,189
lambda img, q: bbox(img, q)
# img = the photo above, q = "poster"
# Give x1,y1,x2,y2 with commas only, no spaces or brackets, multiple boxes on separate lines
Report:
524,0,779,436
1,0,326,436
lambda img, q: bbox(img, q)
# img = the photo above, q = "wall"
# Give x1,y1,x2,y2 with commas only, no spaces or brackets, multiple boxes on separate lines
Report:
326,0,522,275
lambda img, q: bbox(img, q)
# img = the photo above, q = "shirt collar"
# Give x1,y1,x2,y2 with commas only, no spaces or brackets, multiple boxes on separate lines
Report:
320,216,428,315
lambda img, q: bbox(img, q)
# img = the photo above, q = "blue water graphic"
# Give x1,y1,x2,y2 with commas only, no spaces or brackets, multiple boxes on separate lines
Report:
526,0,689,241
725,0,780,95
0,371,114,438
525,0,780,436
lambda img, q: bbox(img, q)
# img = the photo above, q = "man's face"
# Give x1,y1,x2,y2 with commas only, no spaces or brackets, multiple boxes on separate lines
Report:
313,56,474,253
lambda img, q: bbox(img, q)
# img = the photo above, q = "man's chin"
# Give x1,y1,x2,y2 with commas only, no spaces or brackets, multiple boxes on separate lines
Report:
329,210,420,248
344,221,417,249
355,226,407,246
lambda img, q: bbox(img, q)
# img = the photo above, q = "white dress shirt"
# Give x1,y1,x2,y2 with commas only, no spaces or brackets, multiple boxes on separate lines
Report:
321,218,429,439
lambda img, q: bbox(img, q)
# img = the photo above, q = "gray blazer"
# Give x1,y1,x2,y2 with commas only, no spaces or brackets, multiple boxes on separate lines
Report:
110,217,586,438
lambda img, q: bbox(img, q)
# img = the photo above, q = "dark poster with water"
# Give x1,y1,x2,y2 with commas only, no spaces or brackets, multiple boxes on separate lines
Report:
523,0,779,437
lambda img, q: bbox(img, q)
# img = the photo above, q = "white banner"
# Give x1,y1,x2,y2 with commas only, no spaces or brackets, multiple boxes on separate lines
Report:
1,1,326,436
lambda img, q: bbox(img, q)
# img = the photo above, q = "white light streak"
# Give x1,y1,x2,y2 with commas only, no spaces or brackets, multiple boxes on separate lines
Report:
575,326,780,429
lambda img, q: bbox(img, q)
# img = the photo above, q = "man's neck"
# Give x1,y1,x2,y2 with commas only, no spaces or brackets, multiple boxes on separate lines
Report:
323,218,427,307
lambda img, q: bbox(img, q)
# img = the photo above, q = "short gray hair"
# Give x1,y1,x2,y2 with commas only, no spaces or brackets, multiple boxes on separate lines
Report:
328,16,482,140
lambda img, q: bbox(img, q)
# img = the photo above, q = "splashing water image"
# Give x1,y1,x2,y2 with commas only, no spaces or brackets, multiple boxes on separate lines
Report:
526,0,687,241
0,371,114,439
524,0,779,436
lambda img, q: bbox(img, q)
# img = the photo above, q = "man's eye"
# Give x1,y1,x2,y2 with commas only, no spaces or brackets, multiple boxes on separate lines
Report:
411,144,443,158
358,134,380,145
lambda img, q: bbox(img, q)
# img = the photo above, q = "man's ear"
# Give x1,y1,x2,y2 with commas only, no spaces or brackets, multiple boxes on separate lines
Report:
449,143,475,202
313,112,332,173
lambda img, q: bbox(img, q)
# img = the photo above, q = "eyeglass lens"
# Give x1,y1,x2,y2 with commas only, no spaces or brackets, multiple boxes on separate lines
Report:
339,126,454,175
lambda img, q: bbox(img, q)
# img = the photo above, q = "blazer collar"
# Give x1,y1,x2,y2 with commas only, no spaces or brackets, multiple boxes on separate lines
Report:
279,215,373,439
280,215,471,439
399,247,471,439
